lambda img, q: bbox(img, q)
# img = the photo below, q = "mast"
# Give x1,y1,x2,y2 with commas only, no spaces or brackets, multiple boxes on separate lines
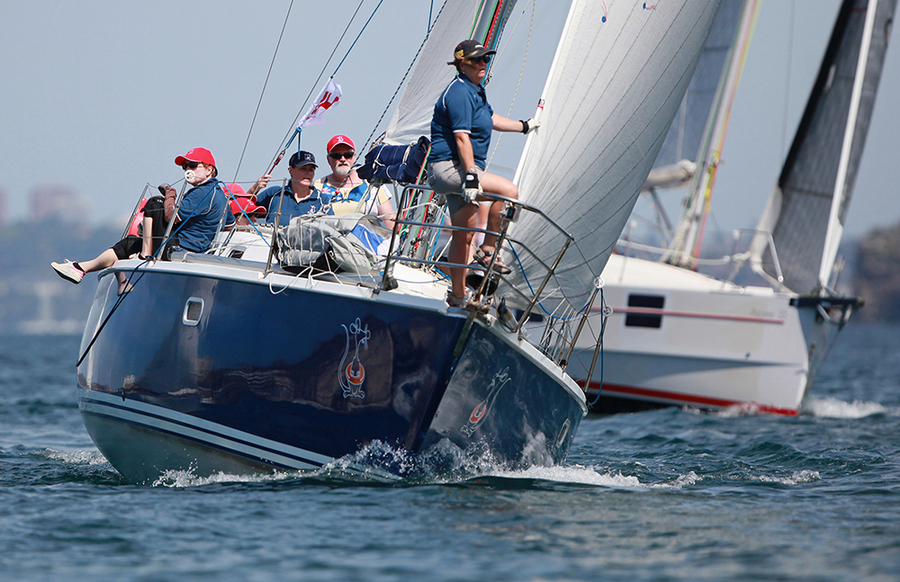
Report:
666,0,760,266
817,0,879,290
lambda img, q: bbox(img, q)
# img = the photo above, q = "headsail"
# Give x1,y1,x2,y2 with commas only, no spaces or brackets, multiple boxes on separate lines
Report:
509,0,723,311
750,0,897,294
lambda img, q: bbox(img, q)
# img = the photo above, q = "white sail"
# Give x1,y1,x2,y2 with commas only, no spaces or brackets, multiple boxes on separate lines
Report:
750,0,897,294
383,0,481,145
509,0,723,310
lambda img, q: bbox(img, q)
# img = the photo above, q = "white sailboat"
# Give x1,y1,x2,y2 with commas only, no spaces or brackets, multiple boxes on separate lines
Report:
570,0,896,415
72,0,721,483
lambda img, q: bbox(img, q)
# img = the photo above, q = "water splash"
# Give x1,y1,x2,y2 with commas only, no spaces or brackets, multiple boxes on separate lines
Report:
802,396,896,419
751,470,821,485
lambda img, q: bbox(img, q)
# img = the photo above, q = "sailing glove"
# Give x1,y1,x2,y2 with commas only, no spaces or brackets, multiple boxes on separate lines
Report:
521,118,540,134
463,170,482,203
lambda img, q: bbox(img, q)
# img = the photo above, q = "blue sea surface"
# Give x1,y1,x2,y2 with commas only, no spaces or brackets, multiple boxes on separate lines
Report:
0,323,898,581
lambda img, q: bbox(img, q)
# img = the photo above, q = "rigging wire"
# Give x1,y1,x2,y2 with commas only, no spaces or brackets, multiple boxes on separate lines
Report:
361,0,449,152
232,0,296,184
256,0,374,174
485,0,535,171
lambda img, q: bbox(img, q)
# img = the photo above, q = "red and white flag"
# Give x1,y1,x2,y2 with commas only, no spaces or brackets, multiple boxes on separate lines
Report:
298,78,342,129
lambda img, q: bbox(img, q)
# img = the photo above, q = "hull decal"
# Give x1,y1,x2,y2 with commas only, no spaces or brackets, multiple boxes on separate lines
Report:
460,367,511,437
339,317,369,399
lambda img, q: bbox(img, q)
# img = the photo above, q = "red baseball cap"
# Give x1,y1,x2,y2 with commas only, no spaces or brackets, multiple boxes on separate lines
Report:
175,147,216,168
225,183,266,216
326,134,355,152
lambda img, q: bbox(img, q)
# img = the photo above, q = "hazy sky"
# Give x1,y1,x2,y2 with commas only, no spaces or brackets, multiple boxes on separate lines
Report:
1,0,897,238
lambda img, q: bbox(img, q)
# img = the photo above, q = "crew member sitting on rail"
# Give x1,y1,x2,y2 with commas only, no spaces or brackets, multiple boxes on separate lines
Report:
51,147,233,293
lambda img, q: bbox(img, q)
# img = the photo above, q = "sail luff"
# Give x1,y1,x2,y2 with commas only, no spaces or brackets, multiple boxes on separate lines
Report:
818,0,879,289
512,0,579,186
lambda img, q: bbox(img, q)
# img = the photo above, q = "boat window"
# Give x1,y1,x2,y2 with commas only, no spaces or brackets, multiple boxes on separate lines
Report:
625,294,664,328
183,298,204,326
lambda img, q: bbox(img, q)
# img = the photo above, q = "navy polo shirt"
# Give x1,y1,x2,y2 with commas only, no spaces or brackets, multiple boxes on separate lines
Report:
429,74,494,169
176,179,234,252
257,182,331,223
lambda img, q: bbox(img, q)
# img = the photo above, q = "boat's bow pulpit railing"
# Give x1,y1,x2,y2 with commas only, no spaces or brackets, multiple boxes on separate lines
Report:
381,184,600,370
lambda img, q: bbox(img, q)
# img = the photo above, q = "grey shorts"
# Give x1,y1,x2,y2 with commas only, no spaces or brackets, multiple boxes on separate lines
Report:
427,160,484,215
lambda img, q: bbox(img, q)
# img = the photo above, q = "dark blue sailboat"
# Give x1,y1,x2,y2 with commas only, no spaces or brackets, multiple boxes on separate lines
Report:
73,0,722,483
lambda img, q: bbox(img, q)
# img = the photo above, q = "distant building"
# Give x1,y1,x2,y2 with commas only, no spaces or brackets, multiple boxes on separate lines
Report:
29,182,90,224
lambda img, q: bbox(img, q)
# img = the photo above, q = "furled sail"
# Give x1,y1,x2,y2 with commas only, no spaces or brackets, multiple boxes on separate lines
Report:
508,0,723,311
750,0,896,294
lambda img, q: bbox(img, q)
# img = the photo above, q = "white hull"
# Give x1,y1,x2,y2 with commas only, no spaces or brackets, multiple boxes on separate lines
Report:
566,254,855,415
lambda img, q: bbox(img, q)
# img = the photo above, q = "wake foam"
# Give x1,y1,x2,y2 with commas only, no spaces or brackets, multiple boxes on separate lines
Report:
802,396,897,419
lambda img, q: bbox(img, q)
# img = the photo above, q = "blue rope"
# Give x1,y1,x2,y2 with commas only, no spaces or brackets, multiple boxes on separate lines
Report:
331,0,386,77
220,182,269,243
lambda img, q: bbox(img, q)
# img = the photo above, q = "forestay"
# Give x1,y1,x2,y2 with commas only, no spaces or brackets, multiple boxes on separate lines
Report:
508,0,722,311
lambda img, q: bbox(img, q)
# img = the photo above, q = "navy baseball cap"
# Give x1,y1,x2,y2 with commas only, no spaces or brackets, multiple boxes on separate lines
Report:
450,40,496,64
289,150,317,168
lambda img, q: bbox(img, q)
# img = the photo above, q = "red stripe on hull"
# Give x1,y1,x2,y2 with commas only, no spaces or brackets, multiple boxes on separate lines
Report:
593,306,785,325
582,381,799,416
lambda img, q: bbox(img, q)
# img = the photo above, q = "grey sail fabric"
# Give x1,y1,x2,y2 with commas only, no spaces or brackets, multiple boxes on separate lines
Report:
654,0,747,171
382,0,482,146
751,0,897,293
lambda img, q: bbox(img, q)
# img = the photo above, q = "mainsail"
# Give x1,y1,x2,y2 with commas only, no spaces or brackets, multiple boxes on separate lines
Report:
750,0,896,294
383,0,482,146
383,0,522,146
664,0,760,262
509,0,723,311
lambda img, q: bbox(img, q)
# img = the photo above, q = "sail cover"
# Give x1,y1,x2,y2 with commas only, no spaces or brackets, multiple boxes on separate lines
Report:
751,0,896,294
508,0,722,311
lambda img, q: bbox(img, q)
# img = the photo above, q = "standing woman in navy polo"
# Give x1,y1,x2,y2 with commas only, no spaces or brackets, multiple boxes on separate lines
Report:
427,40,538,307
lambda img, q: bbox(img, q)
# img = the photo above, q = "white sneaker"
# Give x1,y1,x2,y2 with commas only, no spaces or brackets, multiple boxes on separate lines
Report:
51,260,84,284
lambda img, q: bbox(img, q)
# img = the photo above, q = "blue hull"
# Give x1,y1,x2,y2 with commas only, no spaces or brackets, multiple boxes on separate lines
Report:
76,266,584,483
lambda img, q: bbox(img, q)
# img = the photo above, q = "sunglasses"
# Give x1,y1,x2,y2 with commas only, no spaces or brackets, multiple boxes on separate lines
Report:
328,151,355,160
467,55,492,65
182,161,201,170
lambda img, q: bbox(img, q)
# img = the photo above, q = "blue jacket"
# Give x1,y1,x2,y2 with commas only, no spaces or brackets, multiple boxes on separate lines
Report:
257,182,331,223
176,180,234,252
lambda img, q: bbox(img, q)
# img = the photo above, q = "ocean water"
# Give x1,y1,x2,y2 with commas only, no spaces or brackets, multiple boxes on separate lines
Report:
0,324,898,582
